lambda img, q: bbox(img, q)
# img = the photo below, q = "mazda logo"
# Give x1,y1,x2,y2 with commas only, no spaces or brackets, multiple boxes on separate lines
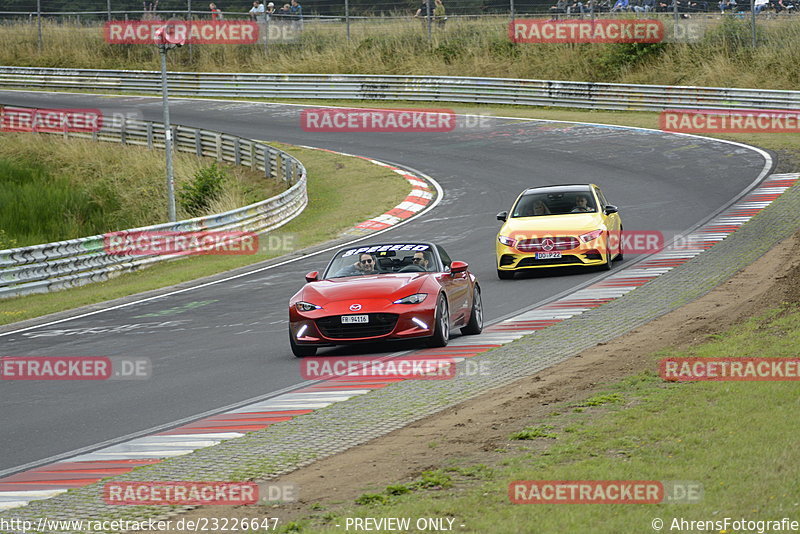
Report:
349,304,362,311
542,238,555,251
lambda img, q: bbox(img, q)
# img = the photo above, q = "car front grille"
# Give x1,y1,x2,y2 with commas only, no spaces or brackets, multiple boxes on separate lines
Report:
316,313,399,339
517,255,583,267
516,236,580,252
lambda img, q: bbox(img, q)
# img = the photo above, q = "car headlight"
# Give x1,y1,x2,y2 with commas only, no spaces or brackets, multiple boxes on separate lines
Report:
498,235,516,247
296,301,322,312
393,293,428,304
579,229,604,243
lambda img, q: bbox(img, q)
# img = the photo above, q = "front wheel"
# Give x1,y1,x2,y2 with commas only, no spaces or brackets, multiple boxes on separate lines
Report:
461,286,483,336
290,332,317,358
614,225,624,262
600,238,614,271
426,294,450,347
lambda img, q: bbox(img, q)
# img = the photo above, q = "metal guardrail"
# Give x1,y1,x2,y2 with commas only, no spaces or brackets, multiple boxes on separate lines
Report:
0,66,798,111
0,106,307,299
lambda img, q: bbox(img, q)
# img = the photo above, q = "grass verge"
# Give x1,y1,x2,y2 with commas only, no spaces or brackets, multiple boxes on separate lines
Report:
0,133,283,247
271,303,800,533
0,142,410,326
2,17,800,89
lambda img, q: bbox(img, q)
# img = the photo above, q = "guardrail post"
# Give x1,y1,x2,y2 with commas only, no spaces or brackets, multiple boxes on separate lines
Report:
263,147,270,179
215,133,223,162
147,122,154,148
195,128,202,156
250,143,256,170
234,138,241,165
120,117,127,144
283,158,290,184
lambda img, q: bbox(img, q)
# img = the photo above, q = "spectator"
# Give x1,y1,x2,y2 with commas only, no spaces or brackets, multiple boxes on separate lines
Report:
754,0,768,13
550,0,568,13
143,0,159,20
265,1,275,18
610,0,630,11
209,2,223,19
290,0,302,19
434,0,447,27
249,1,265,21
415,0,432,19
634,0,655,12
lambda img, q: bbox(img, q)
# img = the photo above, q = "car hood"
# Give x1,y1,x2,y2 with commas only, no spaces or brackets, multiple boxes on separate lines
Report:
500,213,606,235
302,273,430,304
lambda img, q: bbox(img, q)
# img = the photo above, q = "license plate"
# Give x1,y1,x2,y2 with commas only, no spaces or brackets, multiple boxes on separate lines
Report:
536,252,562,260
342,315,369,324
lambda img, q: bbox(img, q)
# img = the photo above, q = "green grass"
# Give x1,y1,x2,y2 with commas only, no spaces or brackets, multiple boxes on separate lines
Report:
0,142,410,325
271,304,800,533
0,132,282,247
1,17,799,89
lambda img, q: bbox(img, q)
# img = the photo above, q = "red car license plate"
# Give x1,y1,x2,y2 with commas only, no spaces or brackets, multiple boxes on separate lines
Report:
342,315,369,324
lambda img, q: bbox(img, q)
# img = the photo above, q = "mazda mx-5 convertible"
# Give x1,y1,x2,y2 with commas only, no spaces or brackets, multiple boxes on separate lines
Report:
288,242,482,357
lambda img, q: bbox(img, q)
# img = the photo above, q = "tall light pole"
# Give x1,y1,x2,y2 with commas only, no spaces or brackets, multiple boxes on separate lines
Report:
156,24,184,223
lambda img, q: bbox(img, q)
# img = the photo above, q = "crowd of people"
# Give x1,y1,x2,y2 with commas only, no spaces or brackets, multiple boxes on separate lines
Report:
549,0,796,13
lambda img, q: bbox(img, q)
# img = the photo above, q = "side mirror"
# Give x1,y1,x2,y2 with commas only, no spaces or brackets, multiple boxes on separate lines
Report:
305,271,319,283
450,260,468,274
496,211,508,222
604,205,619,215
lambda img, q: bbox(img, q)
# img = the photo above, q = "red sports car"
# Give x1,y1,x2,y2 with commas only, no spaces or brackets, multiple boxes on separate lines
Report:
288,242,483,357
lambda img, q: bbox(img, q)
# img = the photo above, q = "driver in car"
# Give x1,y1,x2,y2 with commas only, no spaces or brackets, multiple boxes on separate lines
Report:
336,253,379,277
571,194,594,213
410,251,430,271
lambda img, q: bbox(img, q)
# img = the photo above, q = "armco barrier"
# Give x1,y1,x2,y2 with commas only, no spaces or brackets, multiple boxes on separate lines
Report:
0,105,307,299
1,67,799,111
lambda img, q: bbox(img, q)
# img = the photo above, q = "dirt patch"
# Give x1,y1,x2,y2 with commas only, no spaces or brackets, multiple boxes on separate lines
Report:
142,229,800,532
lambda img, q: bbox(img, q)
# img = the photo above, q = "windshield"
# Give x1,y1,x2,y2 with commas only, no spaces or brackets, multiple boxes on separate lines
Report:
512,191,596,217
324,244,437,279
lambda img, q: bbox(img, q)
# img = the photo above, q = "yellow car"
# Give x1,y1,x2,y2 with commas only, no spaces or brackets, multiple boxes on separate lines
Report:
495,184,622,280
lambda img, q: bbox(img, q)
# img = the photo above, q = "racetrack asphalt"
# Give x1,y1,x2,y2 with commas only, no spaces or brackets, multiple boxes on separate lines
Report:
0,91,769,473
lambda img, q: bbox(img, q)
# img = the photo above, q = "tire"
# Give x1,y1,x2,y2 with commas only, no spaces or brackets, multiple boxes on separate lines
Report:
460,286,483,336
290,332,317,358
426,294,450,347
614,225,624,262
497,268,515,280
598,232,614,271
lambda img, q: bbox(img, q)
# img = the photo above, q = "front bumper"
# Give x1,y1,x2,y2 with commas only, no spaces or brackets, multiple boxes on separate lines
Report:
289,306,437,346
495,241,610,270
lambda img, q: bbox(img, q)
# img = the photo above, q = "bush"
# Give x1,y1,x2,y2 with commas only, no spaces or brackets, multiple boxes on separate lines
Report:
178,163,229,217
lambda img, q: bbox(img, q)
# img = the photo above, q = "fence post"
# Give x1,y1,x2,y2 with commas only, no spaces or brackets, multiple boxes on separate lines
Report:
37,0,42,53
146,122,154,148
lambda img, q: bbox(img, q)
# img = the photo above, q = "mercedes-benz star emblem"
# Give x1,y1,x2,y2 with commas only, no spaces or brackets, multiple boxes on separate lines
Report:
349,304,362,311
542,238,555,251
